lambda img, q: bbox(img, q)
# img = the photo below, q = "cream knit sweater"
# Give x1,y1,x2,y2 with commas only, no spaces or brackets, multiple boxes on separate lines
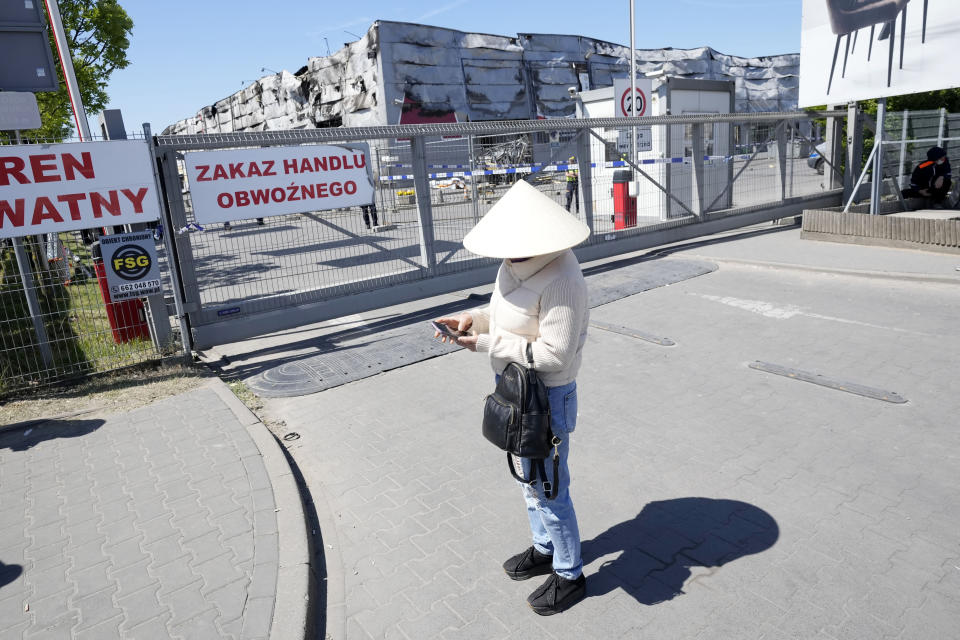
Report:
471,249,589,387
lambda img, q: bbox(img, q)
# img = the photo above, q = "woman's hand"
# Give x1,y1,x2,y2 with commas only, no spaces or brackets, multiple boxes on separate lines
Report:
432,313,473,344
455,334,479,352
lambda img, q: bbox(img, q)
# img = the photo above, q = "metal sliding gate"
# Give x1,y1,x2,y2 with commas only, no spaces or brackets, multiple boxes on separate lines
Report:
153,110,847,351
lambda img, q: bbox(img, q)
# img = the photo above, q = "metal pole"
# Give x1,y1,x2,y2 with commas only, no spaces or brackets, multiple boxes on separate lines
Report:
43,0,91,141
898,109,909,189
468,133,480,224
629,0,637,197
937,107,946,147
10,130,55,368
870,97,886,214
788,122,795,198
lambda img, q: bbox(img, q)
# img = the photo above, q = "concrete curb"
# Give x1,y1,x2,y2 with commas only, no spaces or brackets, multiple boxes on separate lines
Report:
206,378,312,640
680,253,960,285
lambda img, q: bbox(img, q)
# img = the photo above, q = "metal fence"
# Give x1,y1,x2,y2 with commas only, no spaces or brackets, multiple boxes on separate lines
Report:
0,133,181,397
877,108,958,189
1,111,850,395
154,111,845,350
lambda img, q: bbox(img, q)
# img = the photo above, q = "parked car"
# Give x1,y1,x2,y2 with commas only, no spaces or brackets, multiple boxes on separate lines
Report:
807,142,828,174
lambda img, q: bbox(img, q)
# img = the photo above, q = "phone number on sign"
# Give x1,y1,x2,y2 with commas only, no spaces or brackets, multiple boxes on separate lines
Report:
114,279,161,293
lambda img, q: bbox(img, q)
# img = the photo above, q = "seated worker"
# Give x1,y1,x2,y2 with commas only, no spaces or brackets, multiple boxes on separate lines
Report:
905,146,953,209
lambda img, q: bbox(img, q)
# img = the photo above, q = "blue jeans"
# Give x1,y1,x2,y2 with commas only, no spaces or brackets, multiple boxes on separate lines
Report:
515,380,582,579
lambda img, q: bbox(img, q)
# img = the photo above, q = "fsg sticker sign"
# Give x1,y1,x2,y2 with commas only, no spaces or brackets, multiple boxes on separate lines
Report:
101,231,162,301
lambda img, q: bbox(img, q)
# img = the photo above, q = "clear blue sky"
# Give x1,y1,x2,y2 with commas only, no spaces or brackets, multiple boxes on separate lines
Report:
98,0,802,135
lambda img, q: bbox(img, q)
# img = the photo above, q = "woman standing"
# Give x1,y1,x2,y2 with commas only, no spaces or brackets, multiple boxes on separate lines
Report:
434,180,591,615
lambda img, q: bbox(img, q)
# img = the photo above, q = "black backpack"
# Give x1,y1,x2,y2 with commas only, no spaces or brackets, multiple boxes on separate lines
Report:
482,345,561,499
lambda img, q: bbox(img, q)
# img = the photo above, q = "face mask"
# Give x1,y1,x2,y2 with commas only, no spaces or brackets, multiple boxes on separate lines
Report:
937,158,946,164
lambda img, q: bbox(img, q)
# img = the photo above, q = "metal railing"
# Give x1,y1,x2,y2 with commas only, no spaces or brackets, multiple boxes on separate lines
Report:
1,111,855,394
154,111,846,349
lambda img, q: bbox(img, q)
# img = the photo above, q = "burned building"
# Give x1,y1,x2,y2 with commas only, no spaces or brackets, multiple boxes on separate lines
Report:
163,20,799,135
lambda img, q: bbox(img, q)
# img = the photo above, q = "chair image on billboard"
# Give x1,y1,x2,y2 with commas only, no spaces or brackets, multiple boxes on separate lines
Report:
825,0,929,95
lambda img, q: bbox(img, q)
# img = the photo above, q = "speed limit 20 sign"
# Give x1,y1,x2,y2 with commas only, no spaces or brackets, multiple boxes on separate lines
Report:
101,231,162,301
614,78,653,117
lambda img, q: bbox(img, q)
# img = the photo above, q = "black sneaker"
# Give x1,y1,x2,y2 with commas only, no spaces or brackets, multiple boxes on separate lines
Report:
527,572,586,615
503,546,553,581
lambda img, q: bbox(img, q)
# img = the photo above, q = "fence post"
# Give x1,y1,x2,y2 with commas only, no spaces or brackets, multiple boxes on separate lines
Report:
410,135,437,275
776,121,788,201
156,147,200,354
468,133,480,224
898,109,909,188
870,97,886,215
12,237,54,368
826,105,844,189
844,103,864,203
691,123,706,218
937,107,946,147
576,130,594,234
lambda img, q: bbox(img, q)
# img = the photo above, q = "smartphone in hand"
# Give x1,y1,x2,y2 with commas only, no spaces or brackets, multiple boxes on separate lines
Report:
431,320,464,338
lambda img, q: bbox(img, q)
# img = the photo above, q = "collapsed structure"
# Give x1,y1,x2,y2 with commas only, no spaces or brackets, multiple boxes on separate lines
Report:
162,20,799,135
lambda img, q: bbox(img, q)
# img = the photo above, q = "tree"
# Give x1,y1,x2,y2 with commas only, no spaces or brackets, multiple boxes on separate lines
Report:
11,0,133,141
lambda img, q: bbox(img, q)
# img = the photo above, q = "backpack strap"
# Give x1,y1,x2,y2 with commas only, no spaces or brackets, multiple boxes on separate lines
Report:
508,449,562,500
539,440,562,500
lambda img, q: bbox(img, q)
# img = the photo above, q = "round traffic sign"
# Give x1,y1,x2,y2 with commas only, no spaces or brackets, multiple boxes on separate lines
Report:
619,87,647,117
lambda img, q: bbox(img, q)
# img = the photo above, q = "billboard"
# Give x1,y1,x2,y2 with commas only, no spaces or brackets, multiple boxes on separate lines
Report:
183,144,373,224
0,140,162,239
799,0,960,107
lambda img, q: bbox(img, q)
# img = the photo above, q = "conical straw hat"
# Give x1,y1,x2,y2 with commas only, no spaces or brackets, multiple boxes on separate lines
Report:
463,180,590,258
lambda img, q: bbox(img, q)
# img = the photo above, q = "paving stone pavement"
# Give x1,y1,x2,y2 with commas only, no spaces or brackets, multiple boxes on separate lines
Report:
256,228,960,640
0,382,283,640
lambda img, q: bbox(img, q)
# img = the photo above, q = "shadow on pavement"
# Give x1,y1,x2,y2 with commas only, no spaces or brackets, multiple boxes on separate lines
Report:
214,295,486,382
582,497,779,605
0,561,22,591
0,419,105,452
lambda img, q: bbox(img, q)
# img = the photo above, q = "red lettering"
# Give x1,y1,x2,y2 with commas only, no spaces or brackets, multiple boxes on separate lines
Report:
0,199,25,228
30,154,61,183
32,197,63,225
250,189,270,205
270,187,286,202
312,157,327,171
120,188,149,213
228,163,246,179
330,182,343,196
300,184,314,199
345,180,357,194
329,156,342,171
317,183,328,197
62,152,94,181
354,154,366,169
90,191,121,218
299,158,314,173
0,157,29,186
235,191,250,207
247,162,263,177
57,193,87,220
212,165,229,180
262,160,276,176
283,158,298,174
196,164,211,181
341,155,353,170
217,193,233,208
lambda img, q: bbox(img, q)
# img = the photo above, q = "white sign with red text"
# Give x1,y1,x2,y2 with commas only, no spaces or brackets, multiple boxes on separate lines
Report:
0,140,161,240
183,144,373,224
